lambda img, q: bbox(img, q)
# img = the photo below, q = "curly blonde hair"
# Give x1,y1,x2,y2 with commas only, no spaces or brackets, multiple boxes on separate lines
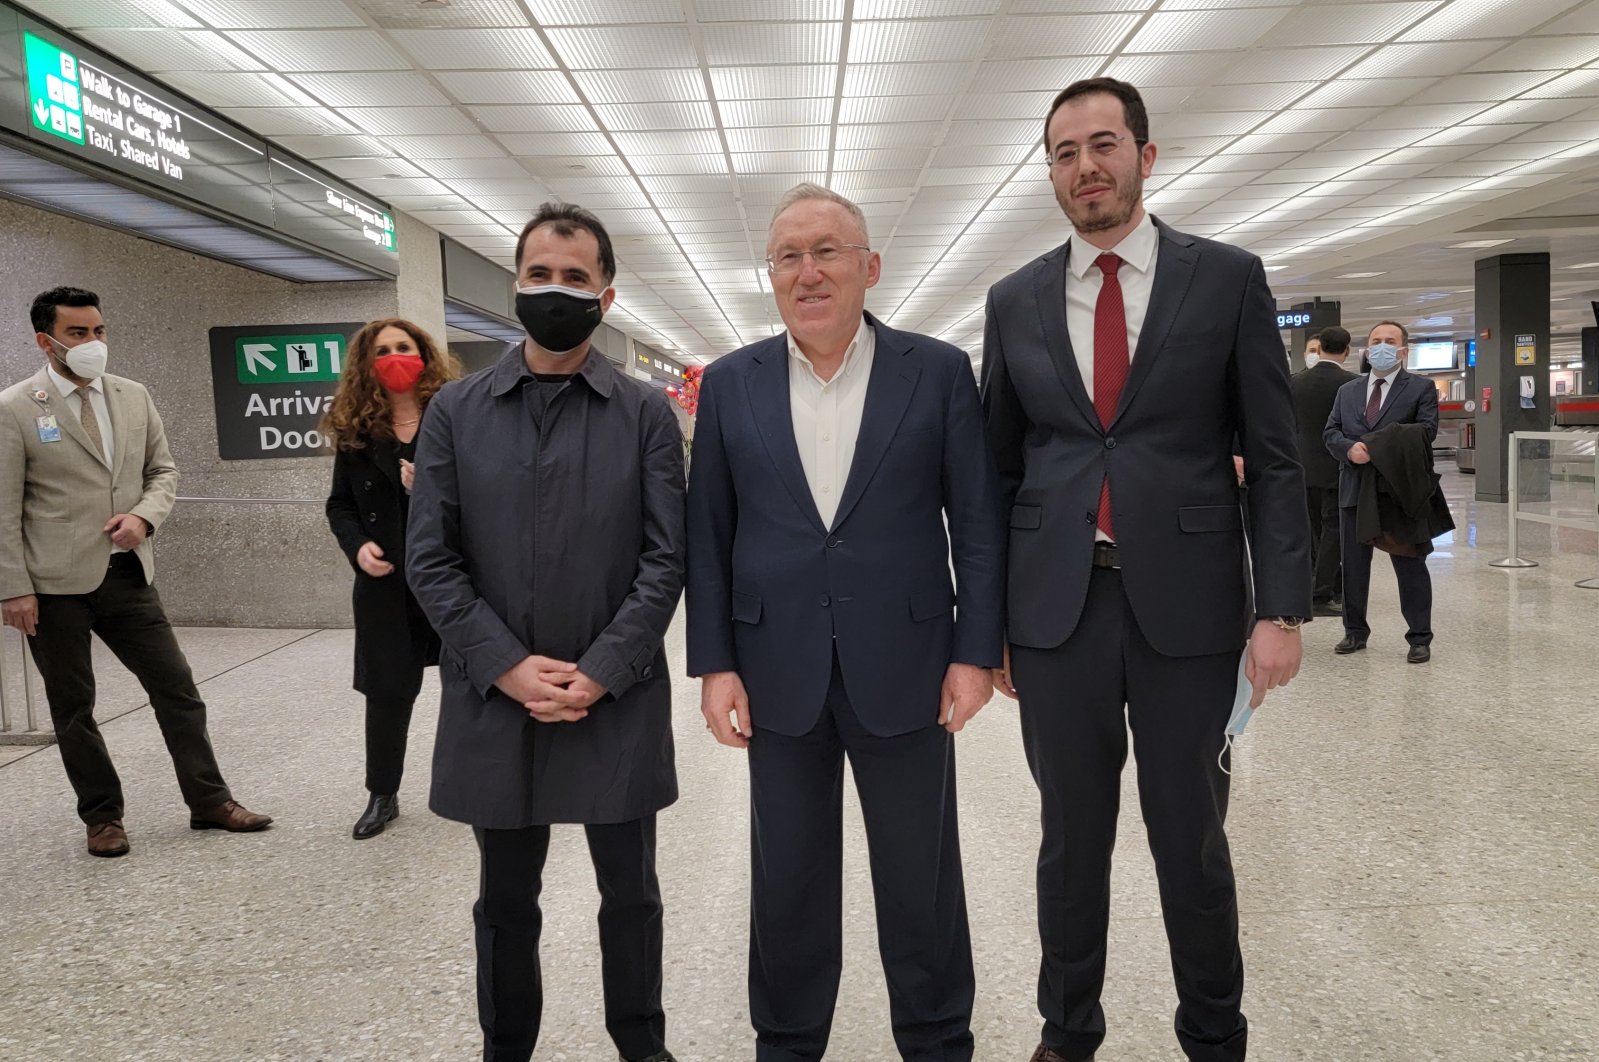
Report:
324,318,459,452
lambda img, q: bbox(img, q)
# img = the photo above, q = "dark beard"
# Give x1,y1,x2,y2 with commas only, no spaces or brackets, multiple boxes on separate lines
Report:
1058,170,1143,234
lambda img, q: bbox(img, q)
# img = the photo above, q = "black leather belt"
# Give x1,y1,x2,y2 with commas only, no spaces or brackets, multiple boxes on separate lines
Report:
1092,542,1121,570
108,552,140,570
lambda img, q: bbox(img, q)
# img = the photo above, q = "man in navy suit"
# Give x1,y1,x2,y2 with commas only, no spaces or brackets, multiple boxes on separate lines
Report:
1323,320,1440,663
686,183,1005,1061
982,78,1311,1062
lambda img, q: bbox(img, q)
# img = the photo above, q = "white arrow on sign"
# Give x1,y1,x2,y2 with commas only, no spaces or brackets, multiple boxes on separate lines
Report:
242,343,277,375
34,99,49,125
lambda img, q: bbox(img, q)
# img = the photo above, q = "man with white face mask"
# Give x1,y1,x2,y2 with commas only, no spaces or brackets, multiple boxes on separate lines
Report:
1,287,272,858
1323,320,1440,663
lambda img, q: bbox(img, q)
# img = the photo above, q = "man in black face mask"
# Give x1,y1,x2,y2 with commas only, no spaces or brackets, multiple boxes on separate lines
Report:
407,202,686,1062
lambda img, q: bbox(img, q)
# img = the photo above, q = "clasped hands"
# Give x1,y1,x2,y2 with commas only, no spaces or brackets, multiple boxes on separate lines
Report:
496,655,607,723
699,662,994,749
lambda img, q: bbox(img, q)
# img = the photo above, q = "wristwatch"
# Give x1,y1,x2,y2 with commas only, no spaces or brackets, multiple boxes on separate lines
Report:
1263,616,1306,632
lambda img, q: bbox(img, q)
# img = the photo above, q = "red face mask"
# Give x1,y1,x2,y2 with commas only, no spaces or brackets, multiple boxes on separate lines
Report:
373,354,424,394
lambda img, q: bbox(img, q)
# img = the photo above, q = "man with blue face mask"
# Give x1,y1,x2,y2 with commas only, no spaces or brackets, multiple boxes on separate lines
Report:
1323,320,1440,663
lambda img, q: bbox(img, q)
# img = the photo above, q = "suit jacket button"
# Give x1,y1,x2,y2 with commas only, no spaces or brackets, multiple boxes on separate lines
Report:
1105,437,1117,449
642,666,654,680
826,535,840,548
1085,511,1096,524
367,512,377,521
820,594,831,607
363,480,373,490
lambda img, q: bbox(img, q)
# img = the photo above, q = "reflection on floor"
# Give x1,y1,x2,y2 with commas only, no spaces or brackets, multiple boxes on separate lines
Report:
1,471,1595,1061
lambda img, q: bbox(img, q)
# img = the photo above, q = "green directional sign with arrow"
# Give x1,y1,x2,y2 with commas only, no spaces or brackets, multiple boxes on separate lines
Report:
234,333,347,384
24,31,86,146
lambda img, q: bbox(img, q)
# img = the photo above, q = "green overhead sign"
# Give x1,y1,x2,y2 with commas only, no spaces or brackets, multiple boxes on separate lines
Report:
234,333,347,384
24,31,86,146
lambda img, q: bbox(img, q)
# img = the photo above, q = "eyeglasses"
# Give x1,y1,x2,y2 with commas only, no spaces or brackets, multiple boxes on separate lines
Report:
1046,135,1145,167
765,243,871,273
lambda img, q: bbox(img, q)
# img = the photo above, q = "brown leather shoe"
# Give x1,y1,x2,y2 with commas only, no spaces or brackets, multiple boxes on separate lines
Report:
87,820,130,858
189,800,273,832
1029,1047,1090,1062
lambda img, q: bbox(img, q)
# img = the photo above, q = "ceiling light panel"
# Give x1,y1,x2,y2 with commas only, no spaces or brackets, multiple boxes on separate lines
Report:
343,107,481,135
1298,77,1441,108
970,57,1105,93
627,154,733,176
848,20,991,63
547,25,696,68
1256,106,1384,134
292,72,452,107
225,29,410,70
159,70,305,106
24,0,195,28
384,134,510,158
471,105,600,133
726,126,829,153
1477,36,1599,71
839,95,954,125
359,0,529,28
954,91,1057,121
433,70,583,105
720,98,834,128
592,101,718,131
79,27,260,70
524,0,683,23
842,62,972,97
731,150,828,173
702,21,841,65
216,107,348,136
710,65,836,100
992,14,1142,58
386,28,557,69
836,123,945,150
272,133,388,157
1401,0,1579,42
192,0,365,28
573,68,708,104
696,0,843,18
1126,8,1293,53
1262,1,1443,47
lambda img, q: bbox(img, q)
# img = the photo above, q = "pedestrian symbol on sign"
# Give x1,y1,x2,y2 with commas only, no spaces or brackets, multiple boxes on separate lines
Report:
287,342,318,374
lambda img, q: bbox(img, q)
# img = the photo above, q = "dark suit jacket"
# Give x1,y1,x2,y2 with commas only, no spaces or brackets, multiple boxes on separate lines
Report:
685,313,1005,738
407,345,686,828
1323,369,1439,510
325,436,440,701
1291,361,1359,489
982,217,1312,658
1354,422,1455,556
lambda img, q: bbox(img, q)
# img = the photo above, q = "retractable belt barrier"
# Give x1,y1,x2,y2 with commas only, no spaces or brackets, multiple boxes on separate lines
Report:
1490,430,1599,590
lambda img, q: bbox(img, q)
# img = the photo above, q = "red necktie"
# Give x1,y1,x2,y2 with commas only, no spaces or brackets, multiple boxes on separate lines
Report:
1365,377,1385,425
1093,253,1129,539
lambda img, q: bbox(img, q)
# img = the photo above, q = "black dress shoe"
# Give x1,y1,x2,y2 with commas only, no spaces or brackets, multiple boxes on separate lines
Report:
353,794,398,840
628,1052,677,1062
1334,635,1367,654
1407,645,1431,664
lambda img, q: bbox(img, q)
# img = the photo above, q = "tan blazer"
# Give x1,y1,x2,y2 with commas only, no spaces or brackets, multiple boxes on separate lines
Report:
0,367,178,599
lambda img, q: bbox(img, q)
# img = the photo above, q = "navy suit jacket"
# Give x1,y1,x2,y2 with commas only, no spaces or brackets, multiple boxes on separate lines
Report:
685,313,1006,738
982,218,1312,657
1323,369,1439,509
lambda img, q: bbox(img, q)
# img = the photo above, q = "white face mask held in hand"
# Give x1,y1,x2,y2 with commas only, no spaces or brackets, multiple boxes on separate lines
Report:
1219,649,1254,776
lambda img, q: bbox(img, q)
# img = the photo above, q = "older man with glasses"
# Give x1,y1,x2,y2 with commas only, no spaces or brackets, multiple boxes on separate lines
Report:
686,182,1006,1061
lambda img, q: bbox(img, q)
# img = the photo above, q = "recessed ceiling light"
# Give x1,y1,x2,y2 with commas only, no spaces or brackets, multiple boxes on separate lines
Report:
1335,271,1387,279
1369,305,1398,310
1448,239,1514,249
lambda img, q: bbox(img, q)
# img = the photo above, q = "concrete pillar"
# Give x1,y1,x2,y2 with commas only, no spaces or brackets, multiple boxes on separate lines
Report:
393,211,447,347
1473,252,1551,503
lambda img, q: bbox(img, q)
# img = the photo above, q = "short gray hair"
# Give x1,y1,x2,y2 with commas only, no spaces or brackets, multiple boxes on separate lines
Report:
770,182,870,244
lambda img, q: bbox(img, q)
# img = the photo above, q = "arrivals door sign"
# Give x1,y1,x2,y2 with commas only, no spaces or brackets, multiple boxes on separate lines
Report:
208,323,361,460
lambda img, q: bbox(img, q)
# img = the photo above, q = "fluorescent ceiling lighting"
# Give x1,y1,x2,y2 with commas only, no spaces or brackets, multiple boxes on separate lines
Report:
1448,239,1513,249
1564,262,1599,269
1336,271,1387,279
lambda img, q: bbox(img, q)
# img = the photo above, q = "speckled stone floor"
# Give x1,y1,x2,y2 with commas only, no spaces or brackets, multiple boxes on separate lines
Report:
1,470,1595,1061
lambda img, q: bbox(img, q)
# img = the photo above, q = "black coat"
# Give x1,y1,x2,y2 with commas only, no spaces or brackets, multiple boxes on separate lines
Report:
325,435,440,701
406,346,687,829
1324,368,1439,509
1290,361,1358,489
1354,422,1455,556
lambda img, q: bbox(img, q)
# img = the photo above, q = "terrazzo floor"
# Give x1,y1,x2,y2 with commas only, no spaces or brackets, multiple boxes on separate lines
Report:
1,470,1595,1061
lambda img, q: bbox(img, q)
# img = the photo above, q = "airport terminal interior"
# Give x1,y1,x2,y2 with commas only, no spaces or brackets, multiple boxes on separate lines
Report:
1,0,1598,1059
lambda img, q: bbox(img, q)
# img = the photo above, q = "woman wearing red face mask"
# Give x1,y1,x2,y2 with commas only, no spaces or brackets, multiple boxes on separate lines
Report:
323,319,459,839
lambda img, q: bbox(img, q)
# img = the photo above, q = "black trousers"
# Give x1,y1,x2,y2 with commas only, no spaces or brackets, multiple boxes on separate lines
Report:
747,656,975,1062
1012,568,1245,1062
26,554,231,825
1305,486,1342,605
472,815,666,1062
364,696,415,796
1338,507,1433,646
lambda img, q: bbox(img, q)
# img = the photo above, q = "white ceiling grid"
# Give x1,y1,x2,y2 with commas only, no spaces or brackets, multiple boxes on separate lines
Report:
20,0,1599,359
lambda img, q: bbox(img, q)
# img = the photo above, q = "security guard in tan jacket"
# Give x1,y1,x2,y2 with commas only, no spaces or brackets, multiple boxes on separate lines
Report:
1,287,271,857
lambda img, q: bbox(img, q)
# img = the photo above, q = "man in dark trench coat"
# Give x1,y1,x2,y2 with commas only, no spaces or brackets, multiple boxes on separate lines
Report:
406,201,686,1062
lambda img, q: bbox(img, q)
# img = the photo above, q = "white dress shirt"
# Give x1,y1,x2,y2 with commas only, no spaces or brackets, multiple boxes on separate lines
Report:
48,364,113,466
1064,210,1160,403
1365,368,1397,415
788,317,875,529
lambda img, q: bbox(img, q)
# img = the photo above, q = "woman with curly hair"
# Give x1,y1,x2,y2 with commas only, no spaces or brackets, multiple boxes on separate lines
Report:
324,318,458,839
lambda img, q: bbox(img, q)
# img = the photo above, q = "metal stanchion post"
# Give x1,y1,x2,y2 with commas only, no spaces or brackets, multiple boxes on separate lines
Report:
0,628,54,745
20,637,38,732
0,629,10,734
1492,431,1539,569
1579,445,1599,590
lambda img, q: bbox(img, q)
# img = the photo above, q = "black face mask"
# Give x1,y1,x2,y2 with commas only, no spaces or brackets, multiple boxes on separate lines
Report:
515,284,605,354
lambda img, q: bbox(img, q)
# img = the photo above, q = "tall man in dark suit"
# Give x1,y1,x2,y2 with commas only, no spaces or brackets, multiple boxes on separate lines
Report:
1291,326,1359,615
407,203,685,1062
1323,320,1439,664
981,79,1311,1062
686,183,1005,1061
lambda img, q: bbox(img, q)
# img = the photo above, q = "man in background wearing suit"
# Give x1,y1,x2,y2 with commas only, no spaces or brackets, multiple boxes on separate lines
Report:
982,79,1311,1062
1323,320,1440,664
0,287,271,858
1291,326,1359,616
687,183,1005,1061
